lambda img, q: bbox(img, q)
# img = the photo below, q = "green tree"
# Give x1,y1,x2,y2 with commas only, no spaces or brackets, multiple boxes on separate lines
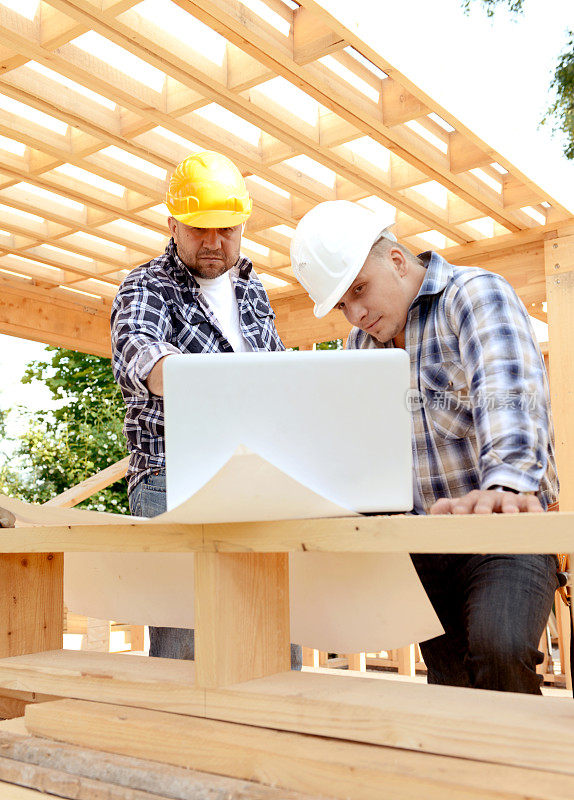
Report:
0,348,128,513
316,339,343,350
464,0,574,158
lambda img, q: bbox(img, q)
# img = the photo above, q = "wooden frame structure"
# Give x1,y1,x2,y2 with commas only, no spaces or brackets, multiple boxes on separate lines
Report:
0,0,571,351
0,1,574,797
0,514,574,799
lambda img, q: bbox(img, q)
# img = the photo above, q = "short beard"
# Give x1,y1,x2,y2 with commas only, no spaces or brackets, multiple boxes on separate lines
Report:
176,245,236,280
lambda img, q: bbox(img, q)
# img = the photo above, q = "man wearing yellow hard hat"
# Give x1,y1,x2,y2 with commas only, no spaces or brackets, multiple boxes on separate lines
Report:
111,151,300,665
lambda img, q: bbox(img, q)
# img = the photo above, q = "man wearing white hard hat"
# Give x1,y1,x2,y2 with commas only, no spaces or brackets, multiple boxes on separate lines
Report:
291,199,559,694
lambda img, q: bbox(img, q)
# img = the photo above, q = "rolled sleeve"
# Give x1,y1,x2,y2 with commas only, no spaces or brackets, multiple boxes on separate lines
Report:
449,274,549,495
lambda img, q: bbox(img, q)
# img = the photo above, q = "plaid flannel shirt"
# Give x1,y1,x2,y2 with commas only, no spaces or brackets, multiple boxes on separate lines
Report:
347,252,558,512
111,239,284,491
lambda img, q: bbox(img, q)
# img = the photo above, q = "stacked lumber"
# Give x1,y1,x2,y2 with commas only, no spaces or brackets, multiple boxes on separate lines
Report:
0,650,572,799
0,730,323,800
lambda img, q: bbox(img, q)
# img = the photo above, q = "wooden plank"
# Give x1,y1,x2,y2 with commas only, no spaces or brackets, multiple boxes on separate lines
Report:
44,457,129,509
449,132,493,173
381,78,429,127
0,555,63,660
273,291,351,349
4,650,574,775
346,653,366,672
545,234,574,510
293,6,345,65
0,684,56,721
0,783,50,798
4,510,574,554
503,173,543,209
545,233,574,692
0,283,111,357
0,651,202,713
0,731,319,800
195,553,290,687
24,698,574,799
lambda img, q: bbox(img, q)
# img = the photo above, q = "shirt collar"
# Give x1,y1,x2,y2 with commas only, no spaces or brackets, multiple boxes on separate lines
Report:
410,251,454,306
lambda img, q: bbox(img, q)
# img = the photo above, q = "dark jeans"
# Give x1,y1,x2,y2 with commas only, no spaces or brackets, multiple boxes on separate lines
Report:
410,553,559,694
129,470,302,669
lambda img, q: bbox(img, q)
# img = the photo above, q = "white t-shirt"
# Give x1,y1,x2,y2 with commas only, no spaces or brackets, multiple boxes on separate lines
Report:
195,271,251,352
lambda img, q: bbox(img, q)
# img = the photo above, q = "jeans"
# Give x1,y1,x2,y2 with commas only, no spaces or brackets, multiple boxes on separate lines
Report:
129,470,302,669
410,553,558,694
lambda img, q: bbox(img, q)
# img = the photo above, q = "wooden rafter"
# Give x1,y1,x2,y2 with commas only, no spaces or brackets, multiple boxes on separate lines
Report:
0,0,570,348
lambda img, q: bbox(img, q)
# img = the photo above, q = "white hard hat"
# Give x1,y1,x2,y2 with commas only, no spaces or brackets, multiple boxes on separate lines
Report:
290,201,397,318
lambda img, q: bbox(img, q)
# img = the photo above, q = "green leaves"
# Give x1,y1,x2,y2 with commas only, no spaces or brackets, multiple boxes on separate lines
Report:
1,348,129,513
464,1,573,160
545,31,574,160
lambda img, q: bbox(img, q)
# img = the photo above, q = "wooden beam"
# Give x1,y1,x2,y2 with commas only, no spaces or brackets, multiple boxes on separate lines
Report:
195,553,290,688
545,234,574,510
0,554,63,659
23,697,574,799
381,78,429,127
2,511,574,554
292,6,345,65
503,173,543,209
44,456,129,509
20,665,574,773
0,732,317,800
449,132,493,174
0,282,111,357
273,291,351,348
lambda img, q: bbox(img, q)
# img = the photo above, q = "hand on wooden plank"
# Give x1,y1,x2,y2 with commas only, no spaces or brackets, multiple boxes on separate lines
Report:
430,489,543,515
0,507,15,528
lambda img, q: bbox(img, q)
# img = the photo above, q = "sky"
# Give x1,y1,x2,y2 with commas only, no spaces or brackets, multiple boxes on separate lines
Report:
322,0,574,210
0,0,569,445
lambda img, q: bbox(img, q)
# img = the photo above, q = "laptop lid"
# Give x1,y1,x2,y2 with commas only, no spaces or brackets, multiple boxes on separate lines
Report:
163,348,412,513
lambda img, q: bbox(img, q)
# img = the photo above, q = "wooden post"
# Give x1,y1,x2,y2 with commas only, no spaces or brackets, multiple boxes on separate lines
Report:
545,233,574,691
0,554,63,659
346,652,366,671
194,553,290,688
301,646,319,667
81,619,111,653
397,644,416,677
129,625,146,653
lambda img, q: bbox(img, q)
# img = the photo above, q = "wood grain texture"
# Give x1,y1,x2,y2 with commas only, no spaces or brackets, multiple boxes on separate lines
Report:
3,651,574,776
195,552,290,687
3,511,574,554
0,554,63,659
24,699,574,800
0,739,323,799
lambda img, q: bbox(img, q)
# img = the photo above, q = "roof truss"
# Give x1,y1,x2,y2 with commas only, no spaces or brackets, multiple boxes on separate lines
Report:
0,0,571,340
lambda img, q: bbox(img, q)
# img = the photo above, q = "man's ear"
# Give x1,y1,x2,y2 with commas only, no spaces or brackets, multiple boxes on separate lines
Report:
168,216,177,238
389,246,408,277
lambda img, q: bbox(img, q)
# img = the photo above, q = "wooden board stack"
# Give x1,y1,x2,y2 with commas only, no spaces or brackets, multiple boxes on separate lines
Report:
0,649,572,799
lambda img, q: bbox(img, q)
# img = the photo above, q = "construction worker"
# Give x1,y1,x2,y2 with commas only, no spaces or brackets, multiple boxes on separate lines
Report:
290,199,559,694
111,151,300,667
0,507,15,528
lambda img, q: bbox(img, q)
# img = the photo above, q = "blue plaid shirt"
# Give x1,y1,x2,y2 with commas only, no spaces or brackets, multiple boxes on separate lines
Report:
347,252,558,511
111,239,284,491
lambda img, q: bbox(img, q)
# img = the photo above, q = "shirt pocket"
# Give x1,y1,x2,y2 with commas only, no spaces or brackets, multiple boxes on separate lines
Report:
248,296,276,320
420,360,473,440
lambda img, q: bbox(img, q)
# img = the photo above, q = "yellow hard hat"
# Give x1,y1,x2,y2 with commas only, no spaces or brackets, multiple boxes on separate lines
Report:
166,150,252,228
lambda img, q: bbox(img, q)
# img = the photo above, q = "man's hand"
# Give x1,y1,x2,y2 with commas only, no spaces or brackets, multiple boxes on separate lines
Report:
0,507,16,528
430,489,543,515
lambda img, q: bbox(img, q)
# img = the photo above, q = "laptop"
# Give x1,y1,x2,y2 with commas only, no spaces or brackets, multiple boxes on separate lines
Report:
163,348,412,514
